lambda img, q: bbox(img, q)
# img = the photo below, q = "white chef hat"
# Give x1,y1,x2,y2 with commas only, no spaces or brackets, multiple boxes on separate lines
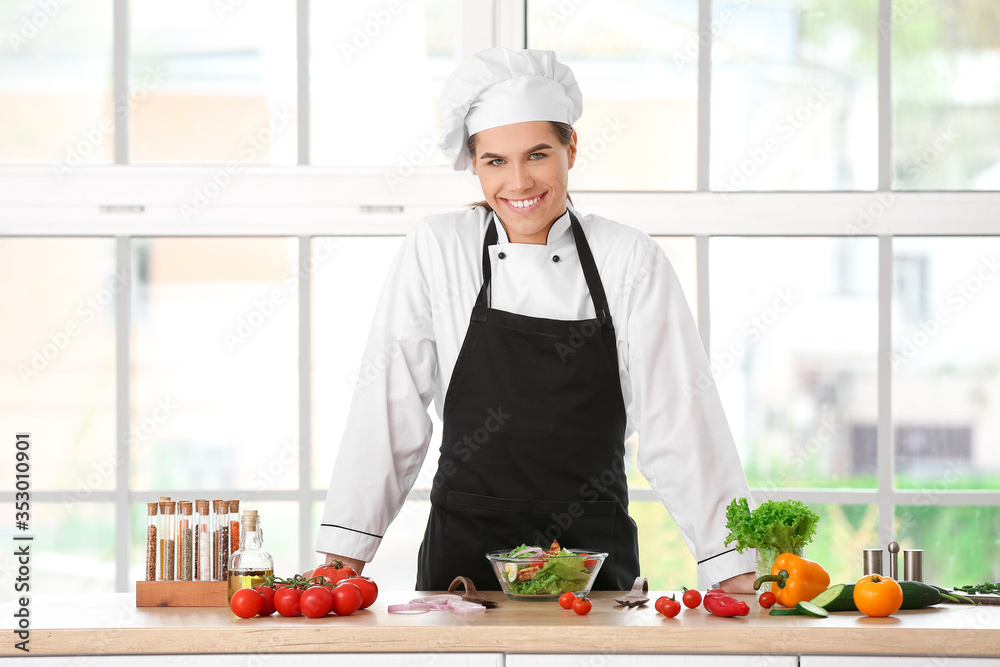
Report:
438,47,583,172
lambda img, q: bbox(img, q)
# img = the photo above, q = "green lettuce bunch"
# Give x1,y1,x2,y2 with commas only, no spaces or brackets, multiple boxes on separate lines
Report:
723,497,820,554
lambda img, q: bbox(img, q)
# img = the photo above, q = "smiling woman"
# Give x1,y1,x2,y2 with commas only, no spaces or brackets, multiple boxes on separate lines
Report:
315,47,757,595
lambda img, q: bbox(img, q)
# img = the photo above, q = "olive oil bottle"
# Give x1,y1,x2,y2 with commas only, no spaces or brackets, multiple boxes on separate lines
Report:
227,510,274,602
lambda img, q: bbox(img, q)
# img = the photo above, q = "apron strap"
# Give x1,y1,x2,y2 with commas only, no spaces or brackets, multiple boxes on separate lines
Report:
568,210,610,321
474,219,499,314
475,210,611,322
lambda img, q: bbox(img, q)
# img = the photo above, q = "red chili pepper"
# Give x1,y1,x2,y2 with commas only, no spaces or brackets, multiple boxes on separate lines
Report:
703,591,750,617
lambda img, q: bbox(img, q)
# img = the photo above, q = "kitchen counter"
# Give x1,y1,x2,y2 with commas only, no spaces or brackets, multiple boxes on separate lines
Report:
2,591,999,658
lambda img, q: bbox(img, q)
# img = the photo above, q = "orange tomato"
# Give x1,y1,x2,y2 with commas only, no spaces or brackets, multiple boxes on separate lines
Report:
853,574,904,617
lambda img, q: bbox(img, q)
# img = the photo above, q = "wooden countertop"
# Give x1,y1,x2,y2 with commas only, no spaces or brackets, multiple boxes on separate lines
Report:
2,591,999,657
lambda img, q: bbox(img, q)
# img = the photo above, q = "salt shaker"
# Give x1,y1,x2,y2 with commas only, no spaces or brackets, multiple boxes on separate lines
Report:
903,549,923,581
863,548,883,576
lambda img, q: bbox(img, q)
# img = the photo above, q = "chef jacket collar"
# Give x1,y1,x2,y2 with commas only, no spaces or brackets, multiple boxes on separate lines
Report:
492,208,572,247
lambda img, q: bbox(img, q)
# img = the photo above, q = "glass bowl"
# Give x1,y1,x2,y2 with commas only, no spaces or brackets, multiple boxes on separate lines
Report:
486,549,608,601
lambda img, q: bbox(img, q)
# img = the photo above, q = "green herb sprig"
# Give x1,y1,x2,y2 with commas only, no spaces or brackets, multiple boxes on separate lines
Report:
954,582,1000,595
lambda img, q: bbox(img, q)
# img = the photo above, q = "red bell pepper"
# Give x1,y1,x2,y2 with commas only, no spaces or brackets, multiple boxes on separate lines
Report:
703,590,750,617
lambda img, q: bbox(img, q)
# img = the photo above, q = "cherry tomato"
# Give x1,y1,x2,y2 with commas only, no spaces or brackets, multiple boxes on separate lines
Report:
273,587,302,617
572,596,592,615
558,592,577,609
330,581,363,616
758,591,777,609
682,588,702,608
252,584,276,616
313,561,358,586
300,586,333,618
230,588,263,619
655,595,681,618
342,576,378,609
579,553,597,569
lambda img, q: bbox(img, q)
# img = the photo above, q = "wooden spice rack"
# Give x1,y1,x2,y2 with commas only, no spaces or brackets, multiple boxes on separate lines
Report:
135,581,228,607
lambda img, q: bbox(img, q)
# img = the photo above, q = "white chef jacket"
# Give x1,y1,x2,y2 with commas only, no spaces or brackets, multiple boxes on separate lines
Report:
316,205,755,585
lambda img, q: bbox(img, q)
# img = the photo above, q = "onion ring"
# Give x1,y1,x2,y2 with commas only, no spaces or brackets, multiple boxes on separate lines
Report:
387,603,431,613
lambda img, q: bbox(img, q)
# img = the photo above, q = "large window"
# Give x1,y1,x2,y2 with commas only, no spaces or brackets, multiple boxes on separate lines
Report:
1,0,998,597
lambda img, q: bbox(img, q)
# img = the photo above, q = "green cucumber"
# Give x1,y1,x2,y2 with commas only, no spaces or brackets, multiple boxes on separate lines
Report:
769,607,804,616
899,581,943,609
795,600,829,617
808,583,845,609
822,580,944,612
821,584,858,612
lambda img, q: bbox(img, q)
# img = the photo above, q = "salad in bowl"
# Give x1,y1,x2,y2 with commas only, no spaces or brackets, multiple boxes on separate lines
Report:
486,540,607,600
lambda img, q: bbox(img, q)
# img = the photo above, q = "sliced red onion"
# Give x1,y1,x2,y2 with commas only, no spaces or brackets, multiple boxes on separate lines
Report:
389,594,487,614
387,603,431,613
411,594,463,604
510,546,544,558
452,603,487,614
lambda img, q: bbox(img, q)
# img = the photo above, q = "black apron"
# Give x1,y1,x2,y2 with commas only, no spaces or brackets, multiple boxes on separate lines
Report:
416,210,640,591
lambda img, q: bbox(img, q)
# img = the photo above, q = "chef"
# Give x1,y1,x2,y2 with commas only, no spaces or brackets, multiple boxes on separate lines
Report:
316,47,756,593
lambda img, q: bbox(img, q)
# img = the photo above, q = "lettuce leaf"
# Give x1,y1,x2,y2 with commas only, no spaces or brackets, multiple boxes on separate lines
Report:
723,496,819,554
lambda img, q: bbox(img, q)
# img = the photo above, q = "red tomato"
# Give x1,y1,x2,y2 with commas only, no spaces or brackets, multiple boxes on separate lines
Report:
330,581,363,616
273,587,303,617
572,596,592,615
300,586,333,618
230,589,264,619
252,584,276,616
313,561,358,586
682,588,702,608
655,595,681,618
558,592,577,609
759,591,777,609
342,576,378,609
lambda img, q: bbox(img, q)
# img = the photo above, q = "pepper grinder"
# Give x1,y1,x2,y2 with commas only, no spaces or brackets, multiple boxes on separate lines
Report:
887,540,900,580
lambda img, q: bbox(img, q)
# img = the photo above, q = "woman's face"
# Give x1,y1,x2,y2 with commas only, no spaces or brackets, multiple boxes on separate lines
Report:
471,121,577,245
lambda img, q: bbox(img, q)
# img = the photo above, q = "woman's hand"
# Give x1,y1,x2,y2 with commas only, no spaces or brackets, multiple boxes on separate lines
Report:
324,553,366,576
717,572,756,595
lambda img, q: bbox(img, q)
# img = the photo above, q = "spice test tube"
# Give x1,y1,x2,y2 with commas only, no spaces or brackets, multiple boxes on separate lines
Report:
145,502,158,582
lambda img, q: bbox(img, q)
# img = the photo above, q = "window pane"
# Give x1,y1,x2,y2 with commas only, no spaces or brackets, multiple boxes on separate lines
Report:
711,238,879,489
631,501,697,589
0,0,113,163
0,239,115,492
131,238,298,490
309,0,455,167
893,237,1000,490
896,505,1000,584
711,0,877,190
312,237,406,489
130,0,297,164
893,1,1000,189
0,502,115,601
801,503,877,585
528,0,698,190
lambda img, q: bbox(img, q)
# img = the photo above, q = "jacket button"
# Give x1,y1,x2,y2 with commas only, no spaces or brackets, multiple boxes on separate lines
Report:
552,255,561,263
498,252,506,259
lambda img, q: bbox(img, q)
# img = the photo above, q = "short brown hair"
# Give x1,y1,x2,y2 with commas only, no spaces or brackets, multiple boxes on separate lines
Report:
466,121,575,212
